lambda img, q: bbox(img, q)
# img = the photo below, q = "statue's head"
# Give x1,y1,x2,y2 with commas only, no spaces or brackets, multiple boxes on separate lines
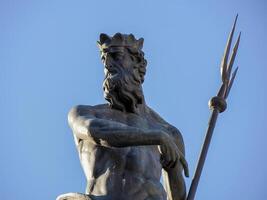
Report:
97,33,147,113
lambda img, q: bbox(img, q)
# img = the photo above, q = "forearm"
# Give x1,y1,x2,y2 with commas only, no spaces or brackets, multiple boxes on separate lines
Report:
71,117,165,148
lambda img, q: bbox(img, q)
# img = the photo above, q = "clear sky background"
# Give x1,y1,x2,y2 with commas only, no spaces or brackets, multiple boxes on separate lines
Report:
1,0,266,200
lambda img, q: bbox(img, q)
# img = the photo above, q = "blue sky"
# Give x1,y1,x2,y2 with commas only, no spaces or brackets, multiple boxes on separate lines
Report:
1,0,266,199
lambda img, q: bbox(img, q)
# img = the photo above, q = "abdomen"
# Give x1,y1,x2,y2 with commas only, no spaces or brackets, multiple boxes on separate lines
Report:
79,142,166,200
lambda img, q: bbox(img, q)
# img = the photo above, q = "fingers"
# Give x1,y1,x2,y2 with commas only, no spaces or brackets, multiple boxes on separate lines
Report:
160,146,175,169
179,154,189,177
159,144,173,167
160,146,179,170
168,157,178,169
173,147,189,177
161,157,177,170
159,142,189,177
161,154,188,176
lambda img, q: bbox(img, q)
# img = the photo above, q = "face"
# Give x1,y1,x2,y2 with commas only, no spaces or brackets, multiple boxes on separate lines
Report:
101,47,144,113
102,47,140,75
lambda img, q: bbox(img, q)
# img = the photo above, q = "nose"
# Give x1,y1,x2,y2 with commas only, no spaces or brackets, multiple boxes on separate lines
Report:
104,54,111,66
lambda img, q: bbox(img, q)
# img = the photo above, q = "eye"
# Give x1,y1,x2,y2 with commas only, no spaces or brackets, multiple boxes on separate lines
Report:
110,52,124,61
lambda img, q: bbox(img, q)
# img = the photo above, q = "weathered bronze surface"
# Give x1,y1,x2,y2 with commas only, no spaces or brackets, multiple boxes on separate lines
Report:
57,33,188,200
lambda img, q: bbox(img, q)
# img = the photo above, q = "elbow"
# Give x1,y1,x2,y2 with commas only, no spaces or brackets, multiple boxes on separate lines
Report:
68,106,80,126
67,106,91,139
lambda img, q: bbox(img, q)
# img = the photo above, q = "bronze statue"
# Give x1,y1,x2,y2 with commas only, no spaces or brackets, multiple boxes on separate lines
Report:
57,14,241,200
57,33,189,200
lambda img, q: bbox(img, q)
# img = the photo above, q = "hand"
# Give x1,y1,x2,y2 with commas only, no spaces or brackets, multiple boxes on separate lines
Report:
159,134,189,177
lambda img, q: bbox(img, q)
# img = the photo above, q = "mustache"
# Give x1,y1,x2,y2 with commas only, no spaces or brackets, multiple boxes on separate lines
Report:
103,73,121,92
102,64,134,92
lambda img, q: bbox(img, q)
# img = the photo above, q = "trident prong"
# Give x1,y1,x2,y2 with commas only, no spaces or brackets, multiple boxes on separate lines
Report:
220,14,238,83
226,32,241,81
225,67,238,99
219,16,241,99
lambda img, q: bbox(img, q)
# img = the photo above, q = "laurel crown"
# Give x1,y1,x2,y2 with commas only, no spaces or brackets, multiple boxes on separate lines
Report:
97,33,144,53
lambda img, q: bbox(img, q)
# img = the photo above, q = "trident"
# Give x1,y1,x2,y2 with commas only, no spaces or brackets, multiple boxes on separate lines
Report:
186,15,241,200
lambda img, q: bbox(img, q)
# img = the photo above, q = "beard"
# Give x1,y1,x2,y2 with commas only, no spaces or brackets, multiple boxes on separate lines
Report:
103,67,144,113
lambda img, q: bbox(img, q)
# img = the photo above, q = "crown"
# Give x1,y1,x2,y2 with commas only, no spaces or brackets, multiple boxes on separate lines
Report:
97,33,144,53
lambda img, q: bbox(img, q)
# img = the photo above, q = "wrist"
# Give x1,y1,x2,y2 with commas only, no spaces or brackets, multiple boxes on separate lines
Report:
159,130,169,145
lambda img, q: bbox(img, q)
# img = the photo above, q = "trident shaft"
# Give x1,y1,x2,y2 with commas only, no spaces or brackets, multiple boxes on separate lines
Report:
186,15,241,200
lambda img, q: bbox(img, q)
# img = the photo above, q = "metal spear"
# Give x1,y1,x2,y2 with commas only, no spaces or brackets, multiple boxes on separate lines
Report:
186,15,241,200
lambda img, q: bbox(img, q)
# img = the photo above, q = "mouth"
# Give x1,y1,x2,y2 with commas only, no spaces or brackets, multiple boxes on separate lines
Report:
105,66,119,78
103,73,118,92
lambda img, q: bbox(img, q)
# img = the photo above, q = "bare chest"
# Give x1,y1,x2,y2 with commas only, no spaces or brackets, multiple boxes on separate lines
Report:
93,107,164,131
80,140,162,178
78,106,167,178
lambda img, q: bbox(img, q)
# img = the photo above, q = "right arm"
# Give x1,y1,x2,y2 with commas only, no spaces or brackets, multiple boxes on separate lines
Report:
68,106,185,172
68,106,166,148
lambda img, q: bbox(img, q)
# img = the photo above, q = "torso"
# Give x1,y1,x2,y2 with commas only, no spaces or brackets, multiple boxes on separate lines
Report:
72,104,176,200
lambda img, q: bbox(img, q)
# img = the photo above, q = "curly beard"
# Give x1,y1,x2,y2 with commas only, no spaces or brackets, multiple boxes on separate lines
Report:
103,67,144,113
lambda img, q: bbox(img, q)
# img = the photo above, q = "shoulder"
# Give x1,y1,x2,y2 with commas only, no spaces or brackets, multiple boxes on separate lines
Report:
68,104,109,122
146,106,168,125
147,106,185,155
69,104,108,114
68,105,91,118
